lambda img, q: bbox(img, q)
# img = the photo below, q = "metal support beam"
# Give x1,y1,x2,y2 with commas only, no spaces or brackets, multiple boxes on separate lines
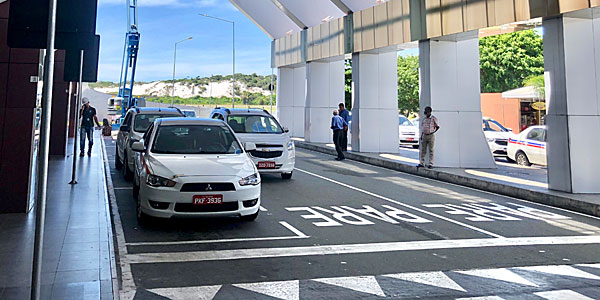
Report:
329,0,352,14
270,0,308,29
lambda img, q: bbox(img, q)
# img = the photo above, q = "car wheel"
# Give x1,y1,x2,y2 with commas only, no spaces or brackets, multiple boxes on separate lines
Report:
241,211,259,222
281,172,293,180
516,151,531,166
123,154,133,181
115,147,123,170
412,145,419,149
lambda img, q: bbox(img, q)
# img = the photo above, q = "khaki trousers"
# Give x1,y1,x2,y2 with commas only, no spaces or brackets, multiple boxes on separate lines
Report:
420,133,435,166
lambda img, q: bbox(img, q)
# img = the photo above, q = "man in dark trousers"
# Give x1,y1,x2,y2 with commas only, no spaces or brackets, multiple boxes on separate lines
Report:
80,97,101,156
338,103,350,151
331,110,347,161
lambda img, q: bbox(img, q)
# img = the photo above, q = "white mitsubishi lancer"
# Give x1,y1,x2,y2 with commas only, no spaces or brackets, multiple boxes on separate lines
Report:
131,118,261,222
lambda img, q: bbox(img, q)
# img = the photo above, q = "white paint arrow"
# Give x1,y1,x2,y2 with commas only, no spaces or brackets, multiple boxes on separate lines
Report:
313,276,386,297
519,265,600,281
148,285,221,300
383,271,467,292
455,268,538,287
535,289,594,300
234,280,299,300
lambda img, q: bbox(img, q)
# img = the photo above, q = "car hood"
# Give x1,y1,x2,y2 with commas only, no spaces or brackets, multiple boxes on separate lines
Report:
234,133,290,147
399,126,419,134
147,154,256,178
484,131,513,140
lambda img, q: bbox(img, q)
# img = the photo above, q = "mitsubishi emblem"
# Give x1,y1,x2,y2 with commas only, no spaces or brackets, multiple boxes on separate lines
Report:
206,184,213,191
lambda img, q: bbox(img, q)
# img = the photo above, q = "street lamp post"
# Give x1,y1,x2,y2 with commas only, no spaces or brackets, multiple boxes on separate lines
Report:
172,37,193,107
199,13,236,108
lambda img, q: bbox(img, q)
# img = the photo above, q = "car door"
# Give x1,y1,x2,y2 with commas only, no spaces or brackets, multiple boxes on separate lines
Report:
117,112,133,159
525,128,545,165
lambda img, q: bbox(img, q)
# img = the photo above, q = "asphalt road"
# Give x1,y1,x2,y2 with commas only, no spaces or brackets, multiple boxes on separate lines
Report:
103,137,600,300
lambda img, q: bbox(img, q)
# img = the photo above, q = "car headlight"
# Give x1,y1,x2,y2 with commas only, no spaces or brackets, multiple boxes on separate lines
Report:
239,173,261,186
486,137,495,142
287,141,294,151
146,175,176,187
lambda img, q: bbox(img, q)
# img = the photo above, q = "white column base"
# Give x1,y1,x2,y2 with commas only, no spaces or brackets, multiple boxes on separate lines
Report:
276,66,306,138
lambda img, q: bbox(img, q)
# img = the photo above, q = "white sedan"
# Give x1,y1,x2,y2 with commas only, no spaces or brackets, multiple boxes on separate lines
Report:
399,115,419,148
507,125,547,166
132,118,261,222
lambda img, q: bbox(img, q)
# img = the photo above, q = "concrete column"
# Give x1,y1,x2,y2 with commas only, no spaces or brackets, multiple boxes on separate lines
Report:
276,65,306,137
543,9,600,194
419,31,496,168
351,51,399,153
305,59,345,143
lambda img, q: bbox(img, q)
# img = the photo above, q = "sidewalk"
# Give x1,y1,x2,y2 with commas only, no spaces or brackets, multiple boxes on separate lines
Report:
295,139,600,217
0,131,116,300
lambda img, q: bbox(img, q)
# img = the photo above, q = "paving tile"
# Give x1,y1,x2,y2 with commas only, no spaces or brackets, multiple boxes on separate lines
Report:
0,285,52,300
57,257,100,272
54,269,100,284
51,281,101,300
59,250,100,262
100,280,112,294
60,241,100,252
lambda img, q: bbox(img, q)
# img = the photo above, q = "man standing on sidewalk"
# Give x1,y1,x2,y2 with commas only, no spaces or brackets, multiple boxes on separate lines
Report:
419,106,440,168
80,97,100,157
331,110,347,161
338,103,350,151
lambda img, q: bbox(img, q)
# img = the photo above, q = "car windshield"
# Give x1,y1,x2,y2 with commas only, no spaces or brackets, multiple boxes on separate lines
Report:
399,116,413,126
134,113,179,133
227,115,283,134
151,125,242,154
183,111,195,117
483,119,510,132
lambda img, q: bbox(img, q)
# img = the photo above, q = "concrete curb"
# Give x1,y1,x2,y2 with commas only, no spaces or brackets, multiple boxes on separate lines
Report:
296,141,600,217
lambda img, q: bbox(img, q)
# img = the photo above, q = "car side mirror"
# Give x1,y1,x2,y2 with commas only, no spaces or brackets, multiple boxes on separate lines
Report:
120,125,130,132
131,141,145,152
283,127,290,133
245,142,257,152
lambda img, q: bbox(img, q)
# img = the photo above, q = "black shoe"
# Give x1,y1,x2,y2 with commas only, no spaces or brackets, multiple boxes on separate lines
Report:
417,164,424,168
335,157,343,161
427,165,433,169
79,151,85,157
87,150,92,156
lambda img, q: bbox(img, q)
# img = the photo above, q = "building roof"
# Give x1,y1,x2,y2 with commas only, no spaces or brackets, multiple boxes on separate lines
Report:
502,86,543,100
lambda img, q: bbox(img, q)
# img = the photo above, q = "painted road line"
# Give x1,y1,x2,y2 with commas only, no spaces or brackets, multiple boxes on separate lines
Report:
122,235,600,264
295,168,504,238
125,221,310,247
260,206,268,212
464,169,548,189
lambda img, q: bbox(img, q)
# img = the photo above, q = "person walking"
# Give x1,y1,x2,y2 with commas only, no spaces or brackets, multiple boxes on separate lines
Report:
331,109,347,161
419,106,440,168
80,97,100,157
338,103,350,151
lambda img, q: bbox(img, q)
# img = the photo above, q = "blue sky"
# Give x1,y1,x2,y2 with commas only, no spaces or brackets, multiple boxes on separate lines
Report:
96,0,273,82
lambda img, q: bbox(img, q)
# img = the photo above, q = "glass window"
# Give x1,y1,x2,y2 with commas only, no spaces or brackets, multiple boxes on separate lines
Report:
227,115,283,134
399,116,413,126
143,124,154,148
120,112,132,131
526,128,544,141
212,113,224,121
133,114,179,133
483,119,510,132
151,125,242,155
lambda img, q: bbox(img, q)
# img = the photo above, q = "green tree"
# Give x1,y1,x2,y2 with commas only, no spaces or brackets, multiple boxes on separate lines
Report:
344,59,352,109
523,74,545,99
397,55,420,116
479,29,544,93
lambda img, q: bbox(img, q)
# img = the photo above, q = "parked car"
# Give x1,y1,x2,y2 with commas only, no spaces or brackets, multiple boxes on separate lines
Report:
115,107,184,180
210,108,295,179
181,109,196,118
131,118,261,221
507,125,547,166
399,115,419,148
482,117,514,158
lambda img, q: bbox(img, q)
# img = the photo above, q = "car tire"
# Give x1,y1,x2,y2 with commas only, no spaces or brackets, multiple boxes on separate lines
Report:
241,211,259,222
412,145,419,149
123,154,133,181
516,151,531,166
281,172,293,180
115,147,123,170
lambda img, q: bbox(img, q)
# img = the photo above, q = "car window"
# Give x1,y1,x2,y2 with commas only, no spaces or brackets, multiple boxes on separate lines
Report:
151,125,242,155
143,123,154,148
120,112,132,131
526,128,544,141
399,116,413,126
211,113,224,121
227,115,283,134
134,114,179,133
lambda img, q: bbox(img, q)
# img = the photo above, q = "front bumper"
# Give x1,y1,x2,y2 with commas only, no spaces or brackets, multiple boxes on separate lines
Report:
488,141,508,156
139,177,261,219
249,149,295,174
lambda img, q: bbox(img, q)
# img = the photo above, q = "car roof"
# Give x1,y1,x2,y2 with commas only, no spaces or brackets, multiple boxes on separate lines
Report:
157,117,226,126
213,107,271,116
130,107,182,114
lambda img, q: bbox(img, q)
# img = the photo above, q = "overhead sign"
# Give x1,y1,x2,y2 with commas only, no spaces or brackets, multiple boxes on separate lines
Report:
531,102,546,111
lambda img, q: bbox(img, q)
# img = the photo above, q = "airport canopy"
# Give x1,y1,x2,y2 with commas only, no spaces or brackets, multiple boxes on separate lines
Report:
502,86,543,100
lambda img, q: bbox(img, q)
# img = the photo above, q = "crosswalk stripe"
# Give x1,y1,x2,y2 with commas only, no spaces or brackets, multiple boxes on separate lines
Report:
148,285,221,300
233,280,299,300
313,276,386,297
456,297,504,300
535,289,594,300
383,271,467,292
577,263,600,269
518,265,600,281
455,268,538,287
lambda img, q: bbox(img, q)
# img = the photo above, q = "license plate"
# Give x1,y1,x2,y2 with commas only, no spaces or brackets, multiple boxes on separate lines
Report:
258,161,276,169
406,138,415,141
193,195,223,205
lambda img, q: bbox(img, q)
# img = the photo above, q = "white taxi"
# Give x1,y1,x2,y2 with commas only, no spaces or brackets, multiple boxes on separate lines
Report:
507,125,547,166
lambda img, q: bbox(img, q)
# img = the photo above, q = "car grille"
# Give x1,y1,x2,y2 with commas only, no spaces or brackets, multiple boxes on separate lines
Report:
255,144,283,148
174,202,239,213
180,183,236,192
401,132,416,136
249,150,283,159
495,139,508,146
